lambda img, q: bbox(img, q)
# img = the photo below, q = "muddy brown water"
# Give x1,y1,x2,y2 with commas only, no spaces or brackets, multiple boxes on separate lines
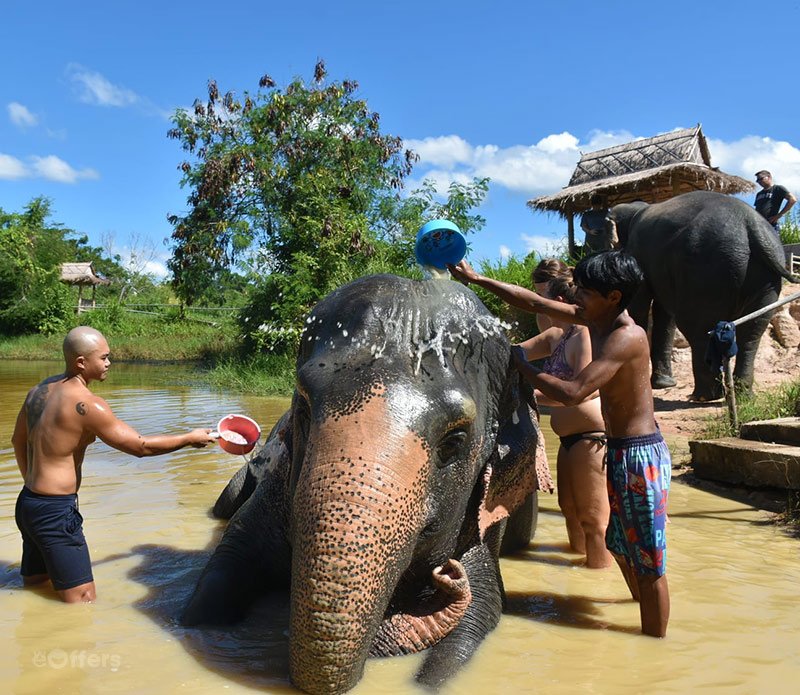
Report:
0,361,797,694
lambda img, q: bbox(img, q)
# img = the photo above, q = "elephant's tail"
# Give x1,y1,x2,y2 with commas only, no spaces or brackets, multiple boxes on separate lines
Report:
748,218,800,283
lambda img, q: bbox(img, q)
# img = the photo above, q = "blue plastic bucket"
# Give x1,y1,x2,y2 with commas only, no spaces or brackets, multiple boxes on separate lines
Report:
414,219,466,269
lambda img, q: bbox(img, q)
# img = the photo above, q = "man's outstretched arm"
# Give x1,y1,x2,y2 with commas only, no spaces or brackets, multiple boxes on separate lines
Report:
447,260,584,324
84,397,213,457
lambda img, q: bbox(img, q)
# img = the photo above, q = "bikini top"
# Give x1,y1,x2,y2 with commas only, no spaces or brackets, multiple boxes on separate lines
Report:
542,325,578,381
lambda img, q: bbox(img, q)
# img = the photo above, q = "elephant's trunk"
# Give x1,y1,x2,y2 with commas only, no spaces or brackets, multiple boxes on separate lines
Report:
369,559,472,656
289,397,431,695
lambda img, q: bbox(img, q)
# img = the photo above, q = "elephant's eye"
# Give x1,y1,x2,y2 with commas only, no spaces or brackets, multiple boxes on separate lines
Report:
436,428,468,468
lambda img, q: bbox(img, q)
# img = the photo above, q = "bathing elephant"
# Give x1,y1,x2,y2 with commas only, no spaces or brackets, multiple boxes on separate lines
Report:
182,274,551,695
607,191,799,401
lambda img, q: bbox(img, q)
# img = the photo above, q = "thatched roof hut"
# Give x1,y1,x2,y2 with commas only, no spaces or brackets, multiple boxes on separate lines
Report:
60,262,110,286
59,262,110,312
528,125,755,254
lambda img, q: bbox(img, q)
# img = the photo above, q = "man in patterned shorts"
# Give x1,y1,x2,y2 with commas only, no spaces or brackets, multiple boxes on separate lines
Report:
449,251,670,637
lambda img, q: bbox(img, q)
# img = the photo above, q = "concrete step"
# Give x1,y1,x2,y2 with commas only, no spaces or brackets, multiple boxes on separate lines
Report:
740,417,800,446
689,437,800,489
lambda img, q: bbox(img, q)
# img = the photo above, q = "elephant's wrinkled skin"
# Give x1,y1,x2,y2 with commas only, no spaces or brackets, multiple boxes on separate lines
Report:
607,191,799,400
182,275,549,695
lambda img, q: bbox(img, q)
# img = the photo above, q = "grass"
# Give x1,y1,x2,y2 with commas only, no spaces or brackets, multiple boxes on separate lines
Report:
0,311,297,396
700,378,800,439
0,325,238,363
700,377,800,533
203,353,296,396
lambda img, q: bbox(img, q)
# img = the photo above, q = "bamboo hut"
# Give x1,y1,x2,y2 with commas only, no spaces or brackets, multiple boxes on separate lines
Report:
528,125,755,255
59,262,110,312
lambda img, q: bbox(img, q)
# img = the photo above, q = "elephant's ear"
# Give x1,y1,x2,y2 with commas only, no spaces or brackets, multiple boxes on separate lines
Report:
477,371,552,540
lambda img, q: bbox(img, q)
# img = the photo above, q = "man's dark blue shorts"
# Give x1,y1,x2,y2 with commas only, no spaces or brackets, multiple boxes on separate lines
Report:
15,487,93,590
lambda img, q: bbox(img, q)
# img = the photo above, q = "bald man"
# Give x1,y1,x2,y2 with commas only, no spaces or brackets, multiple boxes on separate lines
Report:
11,326,214,603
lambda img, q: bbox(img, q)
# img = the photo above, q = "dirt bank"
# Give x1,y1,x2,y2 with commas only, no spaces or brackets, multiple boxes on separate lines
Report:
655,282,800,515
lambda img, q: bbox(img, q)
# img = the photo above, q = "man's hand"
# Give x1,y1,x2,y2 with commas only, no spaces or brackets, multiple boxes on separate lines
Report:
447,259,480,285
188,428,215,448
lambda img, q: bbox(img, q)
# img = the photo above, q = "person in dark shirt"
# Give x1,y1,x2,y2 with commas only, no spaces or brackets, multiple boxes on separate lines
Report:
754,170,796,234
580,195,614,252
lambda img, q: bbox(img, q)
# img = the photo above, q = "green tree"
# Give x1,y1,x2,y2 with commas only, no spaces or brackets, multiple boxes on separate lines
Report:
0,199,73,335
167,61,416,317
0,198,128,335
371,177,489,273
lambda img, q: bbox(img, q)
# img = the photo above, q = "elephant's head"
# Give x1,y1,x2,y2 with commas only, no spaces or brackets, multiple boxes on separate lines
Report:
606,200,649,248
281,274,542,694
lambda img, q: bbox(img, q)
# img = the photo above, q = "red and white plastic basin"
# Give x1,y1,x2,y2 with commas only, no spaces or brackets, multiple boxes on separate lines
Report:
213,414,261,456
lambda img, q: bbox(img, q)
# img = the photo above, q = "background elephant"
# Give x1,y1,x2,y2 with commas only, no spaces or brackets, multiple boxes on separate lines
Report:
182,274,551,695
607,191,799,401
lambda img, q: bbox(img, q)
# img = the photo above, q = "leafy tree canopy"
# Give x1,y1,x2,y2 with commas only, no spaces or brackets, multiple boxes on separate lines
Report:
167,61,492,352
167,60,416,307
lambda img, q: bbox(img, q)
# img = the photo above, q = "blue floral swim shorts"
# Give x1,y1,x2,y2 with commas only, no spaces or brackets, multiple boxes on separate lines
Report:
605,431,671,576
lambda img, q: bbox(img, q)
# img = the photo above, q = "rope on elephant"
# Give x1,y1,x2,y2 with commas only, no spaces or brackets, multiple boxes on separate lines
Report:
706,289,800,334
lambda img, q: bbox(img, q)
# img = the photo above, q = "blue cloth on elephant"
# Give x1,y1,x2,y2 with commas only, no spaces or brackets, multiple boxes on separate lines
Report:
704,320,738,374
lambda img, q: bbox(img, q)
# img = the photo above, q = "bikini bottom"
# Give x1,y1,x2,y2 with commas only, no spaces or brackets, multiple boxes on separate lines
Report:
559,431,607,451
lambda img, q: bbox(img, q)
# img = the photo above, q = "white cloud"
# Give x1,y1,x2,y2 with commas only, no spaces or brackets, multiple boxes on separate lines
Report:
405,135,474,168
534,131,579,154
30,155,98,183
406,130,636,195
104,234,171,281
0,153,28,179
499,245,512,260
520,233,568,258
142,259,169,279
8,102,38,128
66,63,139,107
707,135,800,194
403,127,800,260
408,128,800,204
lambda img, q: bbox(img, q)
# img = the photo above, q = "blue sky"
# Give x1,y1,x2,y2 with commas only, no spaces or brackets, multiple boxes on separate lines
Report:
3,1,800,277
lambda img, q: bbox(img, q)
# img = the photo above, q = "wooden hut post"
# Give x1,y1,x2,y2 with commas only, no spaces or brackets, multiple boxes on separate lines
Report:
567,208,576,258
77,284,84,314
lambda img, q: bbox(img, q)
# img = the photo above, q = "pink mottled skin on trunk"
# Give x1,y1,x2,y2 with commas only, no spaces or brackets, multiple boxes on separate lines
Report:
290,386,434,695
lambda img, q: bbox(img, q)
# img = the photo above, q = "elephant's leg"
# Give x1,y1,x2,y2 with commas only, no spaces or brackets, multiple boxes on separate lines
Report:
414,541,504,689
650,304,677,389
684,324,723,402
213,411,292,519
212,462,257,520
499,491,538,555
731,311,773,395
181,488,290,626
626,285,651,330
627,287,677,388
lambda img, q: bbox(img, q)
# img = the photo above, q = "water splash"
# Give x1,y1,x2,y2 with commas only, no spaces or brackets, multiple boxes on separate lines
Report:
410,315,511,375
420,265,451,280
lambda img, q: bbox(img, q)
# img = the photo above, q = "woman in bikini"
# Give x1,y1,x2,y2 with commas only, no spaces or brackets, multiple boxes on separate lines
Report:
517,261,612,569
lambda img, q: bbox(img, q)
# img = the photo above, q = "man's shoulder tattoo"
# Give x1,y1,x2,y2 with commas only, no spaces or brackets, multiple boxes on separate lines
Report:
76,402,87,416
26,384,50,429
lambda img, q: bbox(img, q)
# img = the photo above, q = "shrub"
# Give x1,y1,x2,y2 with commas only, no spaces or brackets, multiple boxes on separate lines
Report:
702,377,800,438
0,268,73,336
780,209,800,244
474,252,552,343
